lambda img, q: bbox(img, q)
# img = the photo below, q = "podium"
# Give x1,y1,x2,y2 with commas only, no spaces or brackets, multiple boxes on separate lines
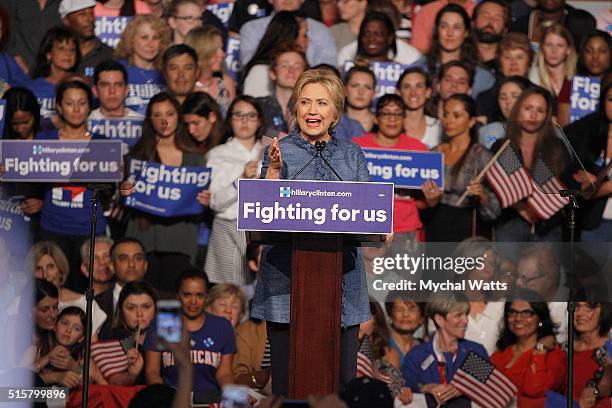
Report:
247,231,384,398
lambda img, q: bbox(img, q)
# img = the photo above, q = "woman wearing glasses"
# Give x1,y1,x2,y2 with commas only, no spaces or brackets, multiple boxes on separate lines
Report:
204,96,266,287
491,289,566,408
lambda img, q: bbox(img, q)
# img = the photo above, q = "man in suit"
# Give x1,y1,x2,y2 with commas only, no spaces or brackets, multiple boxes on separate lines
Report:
95,237,148,339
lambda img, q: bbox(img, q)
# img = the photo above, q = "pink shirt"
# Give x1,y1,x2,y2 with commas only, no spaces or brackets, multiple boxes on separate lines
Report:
94,1,151,17
411,0,477,53
352,132,427,233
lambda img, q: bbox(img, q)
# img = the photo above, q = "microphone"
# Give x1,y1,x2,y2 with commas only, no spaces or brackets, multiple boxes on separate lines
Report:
292,140,343,181
316,141,344,181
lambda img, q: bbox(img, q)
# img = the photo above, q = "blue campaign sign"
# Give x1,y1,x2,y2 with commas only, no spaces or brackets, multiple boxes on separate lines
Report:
206,3,234,27
237,179,394,234
95,16,132,48
569,75,600,123
343,61,423,104
225,37,241,82
1,140,123,182
0,196,32,257
362,148,443,189
0,99,6,137
89,117,144,149
124,159,211,217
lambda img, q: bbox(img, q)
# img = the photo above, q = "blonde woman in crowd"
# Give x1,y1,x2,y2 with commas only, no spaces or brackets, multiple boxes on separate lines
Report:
115,15,172,116
184,26,236,116
529,23,577,126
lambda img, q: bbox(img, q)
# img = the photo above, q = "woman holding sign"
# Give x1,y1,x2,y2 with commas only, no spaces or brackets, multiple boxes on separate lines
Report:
36,81,109,291
254,69,372,395
122,92,208,291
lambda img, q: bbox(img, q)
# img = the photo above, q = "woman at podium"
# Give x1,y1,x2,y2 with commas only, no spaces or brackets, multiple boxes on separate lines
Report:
252,69,371,396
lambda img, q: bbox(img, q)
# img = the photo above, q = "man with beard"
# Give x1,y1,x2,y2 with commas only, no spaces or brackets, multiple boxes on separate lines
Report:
60,0,114,78
472,0,510,74
510,0,596,50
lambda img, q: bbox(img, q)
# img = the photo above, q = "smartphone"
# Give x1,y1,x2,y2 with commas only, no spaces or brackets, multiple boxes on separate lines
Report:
156,299,182,348
221,385,249,408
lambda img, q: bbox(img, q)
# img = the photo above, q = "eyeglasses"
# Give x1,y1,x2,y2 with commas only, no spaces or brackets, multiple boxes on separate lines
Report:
232,112,259,121
173,15,203,22
377,111,404,119
517,273,546,285
507,309,536,319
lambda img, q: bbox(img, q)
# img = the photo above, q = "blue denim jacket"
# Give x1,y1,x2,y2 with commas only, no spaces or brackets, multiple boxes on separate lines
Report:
250,130,371,327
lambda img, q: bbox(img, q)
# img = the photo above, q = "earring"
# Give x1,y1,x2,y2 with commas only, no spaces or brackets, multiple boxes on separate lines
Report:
538,322,543,327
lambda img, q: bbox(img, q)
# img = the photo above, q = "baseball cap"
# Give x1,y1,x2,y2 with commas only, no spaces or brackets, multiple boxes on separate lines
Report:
59,0,96,19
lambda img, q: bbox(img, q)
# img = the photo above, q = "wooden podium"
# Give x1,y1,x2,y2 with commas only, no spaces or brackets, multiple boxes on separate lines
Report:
247,231,383,398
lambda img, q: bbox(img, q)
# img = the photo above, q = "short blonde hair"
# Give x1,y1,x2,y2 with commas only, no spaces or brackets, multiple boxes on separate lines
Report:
426,292,470,329
537,24,577,92
205,283,246,321
184,26,223,74
115,15,172,70
291,69,345,130
27,241,70,287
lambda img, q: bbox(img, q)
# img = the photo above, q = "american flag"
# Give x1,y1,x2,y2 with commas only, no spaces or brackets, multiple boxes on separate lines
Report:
485,143,532,208
450,352,516,408
526,157,569,220
356,336,392,386
91,335,134,378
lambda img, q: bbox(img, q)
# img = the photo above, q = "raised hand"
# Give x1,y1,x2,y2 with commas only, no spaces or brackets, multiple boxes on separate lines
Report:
269,137,283,170
243,160,259,179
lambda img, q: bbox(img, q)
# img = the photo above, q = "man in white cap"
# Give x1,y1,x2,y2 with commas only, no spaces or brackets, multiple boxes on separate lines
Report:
60,0,113,78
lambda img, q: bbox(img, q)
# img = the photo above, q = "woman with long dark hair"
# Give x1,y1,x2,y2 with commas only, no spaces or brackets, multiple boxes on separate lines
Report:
421,94,500,242
241,11,308,98
566,82,612,242
92,280,157,385
425,4,494,99
29,27,81,132
204,96,265,286
492,289,566,407
494,86,571,242
337,11,421,67
123,92,206,291
181,92,224,271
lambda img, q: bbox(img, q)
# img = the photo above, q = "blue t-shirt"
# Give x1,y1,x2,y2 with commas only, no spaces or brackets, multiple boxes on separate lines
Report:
0,53,30,87
119,60,165,116
144,313,237,392
36,129,107,236
27,77,56,133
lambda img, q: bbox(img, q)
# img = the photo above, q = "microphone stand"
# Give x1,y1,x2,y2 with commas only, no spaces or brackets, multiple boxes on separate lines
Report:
292,141,343,181
81,183,113,407
560,188,580,408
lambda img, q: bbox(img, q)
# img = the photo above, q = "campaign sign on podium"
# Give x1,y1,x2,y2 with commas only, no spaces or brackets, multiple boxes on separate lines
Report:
362,148,444,189
0,140,122,182
237,179,394,234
